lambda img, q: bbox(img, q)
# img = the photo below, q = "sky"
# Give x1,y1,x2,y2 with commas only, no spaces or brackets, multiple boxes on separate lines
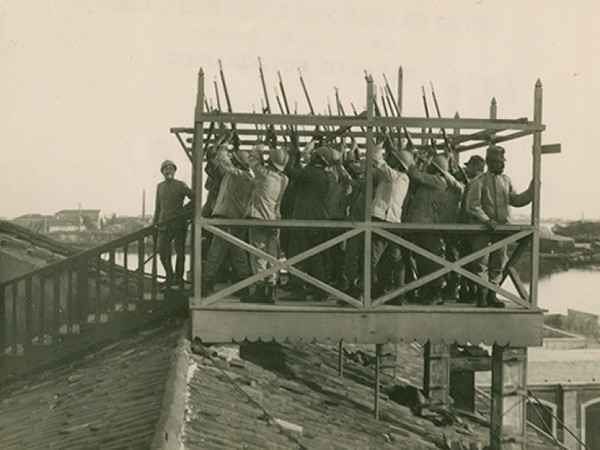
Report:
1,0,599,220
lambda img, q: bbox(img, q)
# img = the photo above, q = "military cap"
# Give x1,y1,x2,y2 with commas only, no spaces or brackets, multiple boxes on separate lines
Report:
465,155,485,167
486,145,506,161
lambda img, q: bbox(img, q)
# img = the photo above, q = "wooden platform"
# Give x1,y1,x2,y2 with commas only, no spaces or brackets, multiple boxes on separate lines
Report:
190,293,544,346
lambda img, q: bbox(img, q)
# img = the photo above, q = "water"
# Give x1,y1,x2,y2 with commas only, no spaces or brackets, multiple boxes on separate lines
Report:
538,266,600,316
107,251,600,316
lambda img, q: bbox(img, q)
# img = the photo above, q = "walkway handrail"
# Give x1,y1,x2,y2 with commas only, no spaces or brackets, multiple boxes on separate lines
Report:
0,211,193,356
0,211,193,288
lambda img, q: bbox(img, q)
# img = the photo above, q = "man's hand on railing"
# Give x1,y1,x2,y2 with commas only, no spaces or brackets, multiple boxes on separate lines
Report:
484,219,498,231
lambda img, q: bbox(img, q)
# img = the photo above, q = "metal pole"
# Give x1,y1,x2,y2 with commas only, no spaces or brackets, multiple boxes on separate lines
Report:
338,340,344,377
374,343,382,420
363,76,374,308
530,80,543,309
193,68,205,304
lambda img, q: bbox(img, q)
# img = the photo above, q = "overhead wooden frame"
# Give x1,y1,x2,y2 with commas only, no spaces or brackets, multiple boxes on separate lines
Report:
179,67,547,345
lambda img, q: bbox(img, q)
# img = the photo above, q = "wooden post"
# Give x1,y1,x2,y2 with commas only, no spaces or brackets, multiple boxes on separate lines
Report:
423,341,451,407
363,76,374,308
489,97,498,144
338,340,344,377
397,66,403,145
397,66,403,116
530,80,543,309
450,370,475,412
490,345,527,450
374,343,382,420
193,68,206,305
138,237,145,302
0,287,5,354
453,112,461,164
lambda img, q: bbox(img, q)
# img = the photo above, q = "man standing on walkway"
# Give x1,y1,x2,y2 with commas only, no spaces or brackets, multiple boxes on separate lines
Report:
466,146,532,307
154,159,194,288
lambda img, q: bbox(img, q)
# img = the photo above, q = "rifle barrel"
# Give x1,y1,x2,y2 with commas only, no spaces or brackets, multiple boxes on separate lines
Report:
298,67,315,115
218,60,233,114
258,57,271,114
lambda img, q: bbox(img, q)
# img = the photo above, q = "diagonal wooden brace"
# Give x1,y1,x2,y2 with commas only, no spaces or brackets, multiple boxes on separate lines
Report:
372,229,532,308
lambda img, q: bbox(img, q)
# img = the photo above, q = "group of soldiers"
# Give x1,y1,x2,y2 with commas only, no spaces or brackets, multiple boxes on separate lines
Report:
155,137,533,308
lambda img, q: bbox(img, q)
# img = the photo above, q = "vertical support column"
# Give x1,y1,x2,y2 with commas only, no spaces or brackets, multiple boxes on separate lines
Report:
490,345,527,450
490,97,497,144
560,387,578,449
374,343,382,420
338,340,344,377
453,112,461,164
423,341,451,407
363,75,374,308
450,370,475,412
0,286,5,354
193,68,205,305
397,66,403,144
530,80,543,309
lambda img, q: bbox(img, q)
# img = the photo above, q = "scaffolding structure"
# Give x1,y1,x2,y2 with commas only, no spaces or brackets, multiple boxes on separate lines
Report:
172,65,557,449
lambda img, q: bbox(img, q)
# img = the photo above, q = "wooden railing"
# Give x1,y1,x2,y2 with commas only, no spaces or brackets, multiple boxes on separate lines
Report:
0,212,193,356
197,219,537,310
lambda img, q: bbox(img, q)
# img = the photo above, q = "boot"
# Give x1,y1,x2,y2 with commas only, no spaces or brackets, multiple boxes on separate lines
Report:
476,288,488,308
486,289,505,308
243,284,266,303
238,287,251,303
312,289,328,302
265,284,278,304
200,279,214,297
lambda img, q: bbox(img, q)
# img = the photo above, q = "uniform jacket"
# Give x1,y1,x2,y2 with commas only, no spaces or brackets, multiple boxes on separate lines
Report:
286,165,330,220
371,146,410,223
246,164,289,221
465,171,532,224
211,149,254,219
405,166,447,224
154,179,194,228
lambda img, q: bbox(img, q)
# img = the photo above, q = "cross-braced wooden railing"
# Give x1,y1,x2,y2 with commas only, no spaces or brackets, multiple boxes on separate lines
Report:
196,219,536,310
186,69,546,315
0,212,192,356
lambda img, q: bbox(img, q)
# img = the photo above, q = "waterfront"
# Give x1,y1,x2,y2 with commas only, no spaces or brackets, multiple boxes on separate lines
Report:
538,266,600,316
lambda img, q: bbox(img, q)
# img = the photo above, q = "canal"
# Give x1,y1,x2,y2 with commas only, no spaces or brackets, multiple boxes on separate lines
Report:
538,266,600,316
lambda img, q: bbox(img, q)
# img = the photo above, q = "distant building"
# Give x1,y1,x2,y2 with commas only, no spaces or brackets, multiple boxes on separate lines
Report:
54,209,102,230
12,214,52,232
540,233,575,254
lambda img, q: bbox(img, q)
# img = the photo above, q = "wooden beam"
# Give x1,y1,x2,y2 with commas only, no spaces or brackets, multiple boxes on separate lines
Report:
490,345,527,449
451,356,492,372
424,342,451,406
192,308,544,346
194,112,545,132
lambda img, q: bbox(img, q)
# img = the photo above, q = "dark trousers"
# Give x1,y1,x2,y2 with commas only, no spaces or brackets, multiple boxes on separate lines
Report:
203,226,250,284
288,229,327,287
413,232,444,294
158,226,187,283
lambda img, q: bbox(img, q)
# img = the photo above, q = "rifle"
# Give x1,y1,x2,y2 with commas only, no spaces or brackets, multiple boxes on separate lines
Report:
382,73,414,150
366,71,395,153
420,85,435,149
372,93,395,154
258,57,277,147
276,71,299,151
217,60,240,150
298,68,326,142
430,81,468,180
213,78,222,112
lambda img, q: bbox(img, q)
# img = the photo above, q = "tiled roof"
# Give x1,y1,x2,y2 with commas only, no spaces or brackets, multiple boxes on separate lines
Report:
182,341,553,449
0,320,180,450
